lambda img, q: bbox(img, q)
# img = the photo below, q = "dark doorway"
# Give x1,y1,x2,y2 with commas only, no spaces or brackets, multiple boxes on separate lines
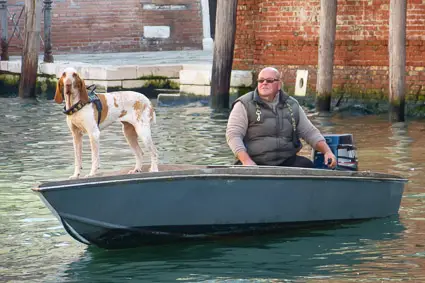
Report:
209,0,217,39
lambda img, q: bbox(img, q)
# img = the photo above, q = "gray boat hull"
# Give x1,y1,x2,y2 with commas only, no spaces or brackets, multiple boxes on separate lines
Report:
32,165,407,249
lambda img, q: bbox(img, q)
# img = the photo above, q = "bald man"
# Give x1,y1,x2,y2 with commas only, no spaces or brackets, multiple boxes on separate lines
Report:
226,67,337,168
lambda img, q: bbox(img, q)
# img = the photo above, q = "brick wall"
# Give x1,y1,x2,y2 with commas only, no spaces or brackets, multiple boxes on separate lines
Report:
3,0,203,54
234,0,425,97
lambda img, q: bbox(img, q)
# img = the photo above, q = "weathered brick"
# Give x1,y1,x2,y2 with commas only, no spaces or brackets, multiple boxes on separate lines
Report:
4,0,202,54
3,0,424,95
234,0,425,96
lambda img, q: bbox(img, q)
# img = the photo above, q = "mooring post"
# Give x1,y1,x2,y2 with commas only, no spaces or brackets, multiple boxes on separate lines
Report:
19,0,42,99
0,0,9,61
43,0,53,62
389,0,407,122
210,0,238,110
316,0,337,113
208,0,217,40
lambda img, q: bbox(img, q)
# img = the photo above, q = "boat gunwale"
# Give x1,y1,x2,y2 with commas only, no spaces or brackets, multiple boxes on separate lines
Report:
32,165,408,192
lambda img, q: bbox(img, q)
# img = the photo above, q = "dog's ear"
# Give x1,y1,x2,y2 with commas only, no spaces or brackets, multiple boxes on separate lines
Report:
74,73,89,103
54,74,64,104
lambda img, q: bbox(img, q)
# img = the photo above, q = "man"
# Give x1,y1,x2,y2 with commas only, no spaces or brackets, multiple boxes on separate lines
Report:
226,67,337,168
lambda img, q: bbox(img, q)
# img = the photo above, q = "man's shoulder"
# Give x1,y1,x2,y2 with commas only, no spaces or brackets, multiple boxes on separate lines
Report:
285,95,302,110
232,91,255,108
237,91,255,101
286,94,300,105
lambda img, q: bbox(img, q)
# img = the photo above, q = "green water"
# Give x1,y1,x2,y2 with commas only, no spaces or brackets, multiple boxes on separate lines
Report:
1,97,424,282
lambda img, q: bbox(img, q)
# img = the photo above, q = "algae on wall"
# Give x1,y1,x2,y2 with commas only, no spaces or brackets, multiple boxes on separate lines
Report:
0,73,20,96
107,77,180,98
0,73,58,98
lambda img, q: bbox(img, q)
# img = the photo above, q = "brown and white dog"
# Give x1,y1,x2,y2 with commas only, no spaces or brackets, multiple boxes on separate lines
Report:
54,67,159,179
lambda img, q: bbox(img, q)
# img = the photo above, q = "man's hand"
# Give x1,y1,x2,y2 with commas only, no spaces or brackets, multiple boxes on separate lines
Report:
324,151,337,168
242,159,257,166
315,140,337,169
236,151,257,166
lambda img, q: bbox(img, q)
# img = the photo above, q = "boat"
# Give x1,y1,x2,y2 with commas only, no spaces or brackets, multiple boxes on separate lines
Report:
32,164,406,249
32,134,407,249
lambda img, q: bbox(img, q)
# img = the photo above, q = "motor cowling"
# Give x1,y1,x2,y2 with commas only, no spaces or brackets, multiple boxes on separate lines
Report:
312,134,358,171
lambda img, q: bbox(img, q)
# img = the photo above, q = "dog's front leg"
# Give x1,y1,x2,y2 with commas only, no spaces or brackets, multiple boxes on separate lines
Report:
86,128,100,177
70,126,83,179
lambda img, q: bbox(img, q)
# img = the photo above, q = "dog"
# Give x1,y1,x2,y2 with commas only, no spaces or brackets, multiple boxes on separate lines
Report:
54,67,159,179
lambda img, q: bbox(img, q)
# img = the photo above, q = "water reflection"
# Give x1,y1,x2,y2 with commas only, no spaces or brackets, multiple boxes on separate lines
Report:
60,217,405,282
1,97,425,282
388,122,414,174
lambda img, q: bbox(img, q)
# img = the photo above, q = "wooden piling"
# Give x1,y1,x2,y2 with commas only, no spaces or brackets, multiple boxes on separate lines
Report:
210,0,238,110
0,0,9,61
208,0,217,39
389,0,407,122
316,0,337,113
43,0,53,63
19,0,42,99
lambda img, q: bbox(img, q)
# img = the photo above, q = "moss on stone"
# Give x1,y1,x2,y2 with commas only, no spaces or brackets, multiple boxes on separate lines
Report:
362,88,386,100
139,78,179,89
134,74,180,89
137,75,169,80
36,77,56,92
35,76,57,95
0,73,20,85
168,80,180,89
0,73,20,94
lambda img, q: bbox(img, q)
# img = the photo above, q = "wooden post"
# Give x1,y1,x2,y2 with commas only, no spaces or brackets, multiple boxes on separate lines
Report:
19,0,42,99
316,0,337,113
389,0,407,122
0,0,8,61
43,0,53,62
208,0,217,39
210,0,238,110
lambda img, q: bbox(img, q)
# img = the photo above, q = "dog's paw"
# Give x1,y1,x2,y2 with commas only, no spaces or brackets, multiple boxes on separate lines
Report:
128,168,142,174
149,166,158,172
84,173,97,178
69,174,80,180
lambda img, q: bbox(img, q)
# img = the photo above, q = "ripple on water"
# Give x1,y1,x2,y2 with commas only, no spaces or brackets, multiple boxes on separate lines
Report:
1,98,425,282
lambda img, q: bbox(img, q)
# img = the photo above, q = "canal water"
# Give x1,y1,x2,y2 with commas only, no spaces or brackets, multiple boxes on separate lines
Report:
1,97,424,282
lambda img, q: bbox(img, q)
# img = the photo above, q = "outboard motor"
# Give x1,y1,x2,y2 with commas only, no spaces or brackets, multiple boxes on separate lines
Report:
312,134,358,171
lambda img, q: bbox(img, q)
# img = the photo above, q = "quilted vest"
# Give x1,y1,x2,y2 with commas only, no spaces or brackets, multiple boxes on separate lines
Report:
232,89,302,165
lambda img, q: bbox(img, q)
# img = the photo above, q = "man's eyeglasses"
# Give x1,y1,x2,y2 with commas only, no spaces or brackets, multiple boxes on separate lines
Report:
257,78,279,84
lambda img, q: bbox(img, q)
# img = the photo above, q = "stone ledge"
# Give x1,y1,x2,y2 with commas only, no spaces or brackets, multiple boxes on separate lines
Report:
179,69,253,87
0,61,182,79
0,60,253,96
157,93,209,107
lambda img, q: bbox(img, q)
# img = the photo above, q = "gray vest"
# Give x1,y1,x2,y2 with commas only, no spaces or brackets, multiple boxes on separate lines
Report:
233,89,302,165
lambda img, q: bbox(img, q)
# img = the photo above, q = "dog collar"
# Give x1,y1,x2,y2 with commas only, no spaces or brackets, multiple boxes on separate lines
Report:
63,101,89,115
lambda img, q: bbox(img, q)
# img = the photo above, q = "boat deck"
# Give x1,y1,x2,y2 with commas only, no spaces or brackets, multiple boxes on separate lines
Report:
34,164,408,191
